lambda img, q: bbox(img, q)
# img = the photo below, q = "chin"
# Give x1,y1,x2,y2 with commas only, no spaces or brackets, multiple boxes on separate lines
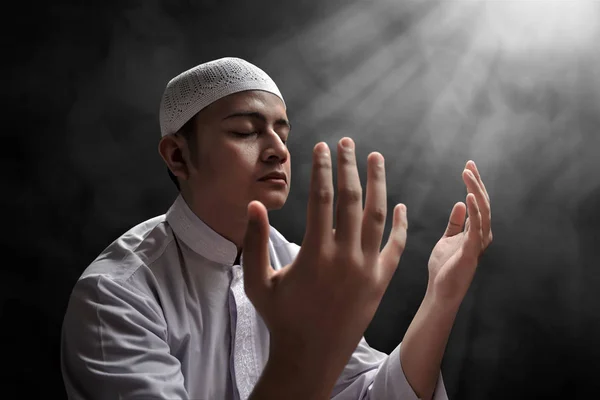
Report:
256,191,288,211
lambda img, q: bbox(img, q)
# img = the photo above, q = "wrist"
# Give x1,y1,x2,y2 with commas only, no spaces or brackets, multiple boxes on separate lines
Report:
251,351,332,400
423,285,463,317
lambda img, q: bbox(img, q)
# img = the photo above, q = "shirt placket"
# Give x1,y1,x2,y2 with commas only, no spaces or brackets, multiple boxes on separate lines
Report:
229,264,261,400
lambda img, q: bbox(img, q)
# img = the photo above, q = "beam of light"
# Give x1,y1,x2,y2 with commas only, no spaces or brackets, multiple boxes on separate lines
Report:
476,0,600,55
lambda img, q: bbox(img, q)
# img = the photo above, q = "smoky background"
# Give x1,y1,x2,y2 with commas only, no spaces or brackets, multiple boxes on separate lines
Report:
2,0,599,398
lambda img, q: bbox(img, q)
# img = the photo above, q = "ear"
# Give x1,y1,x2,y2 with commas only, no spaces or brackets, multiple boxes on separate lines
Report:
158,134,192,181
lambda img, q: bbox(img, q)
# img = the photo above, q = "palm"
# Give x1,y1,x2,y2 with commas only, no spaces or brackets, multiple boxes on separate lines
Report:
428,218,478,300
429,230,464,275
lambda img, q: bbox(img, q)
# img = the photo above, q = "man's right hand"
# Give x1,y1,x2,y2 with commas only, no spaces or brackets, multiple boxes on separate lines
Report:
242,137,409,398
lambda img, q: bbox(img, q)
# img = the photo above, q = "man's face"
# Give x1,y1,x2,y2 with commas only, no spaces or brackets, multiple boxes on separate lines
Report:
186,90,291,213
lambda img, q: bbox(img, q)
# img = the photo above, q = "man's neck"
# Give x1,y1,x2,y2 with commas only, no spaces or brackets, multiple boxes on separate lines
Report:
180,190,247,259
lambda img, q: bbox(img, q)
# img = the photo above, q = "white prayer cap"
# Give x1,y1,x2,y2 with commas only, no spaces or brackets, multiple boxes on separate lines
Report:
159,57,285,137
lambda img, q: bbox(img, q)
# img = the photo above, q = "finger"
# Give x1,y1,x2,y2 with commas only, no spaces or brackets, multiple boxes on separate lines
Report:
443,202,467,237
242,201,274,304
362,152,387,256
463,193,483,256
304,142,334,250
466,161,492,243
334,137,363,248
379,204,408,279
463,168,491,239
466,160,490,203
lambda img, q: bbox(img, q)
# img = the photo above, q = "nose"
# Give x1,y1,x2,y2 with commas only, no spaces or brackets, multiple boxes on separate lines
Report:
262,131,288,164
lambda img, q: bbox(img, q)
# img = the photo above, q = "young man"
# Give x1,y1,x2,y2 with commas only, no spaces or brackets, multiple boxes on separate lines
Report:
61,57,493,400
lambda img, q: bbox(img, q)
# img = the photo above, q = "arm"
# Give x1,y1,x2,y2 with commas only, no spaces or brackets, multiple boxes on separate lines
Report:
401,160,493,400
61,275,188,400
328,336,447,400
399,291,458,400
249,348,336,400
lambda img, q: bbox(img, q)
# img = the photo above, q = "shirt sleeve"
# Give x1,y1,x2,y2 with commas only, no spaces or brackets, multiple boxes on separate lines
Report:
61,275,188,400
330,338,448,400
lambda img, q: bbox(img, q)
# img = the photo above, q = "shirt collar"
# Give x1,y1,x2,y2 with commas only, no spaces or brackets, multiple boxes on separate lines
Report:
166,194,240,266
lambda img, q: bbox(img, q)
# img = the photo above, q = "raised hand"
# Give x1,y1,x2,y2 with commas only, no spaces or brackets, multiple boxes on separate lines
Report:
243,137,408,397
427,160,493,303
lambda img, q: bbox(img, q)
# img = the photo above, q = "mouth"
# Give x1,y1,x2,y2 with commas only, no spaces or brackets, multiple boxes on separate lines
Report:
259,177,287,186
258,172,287,184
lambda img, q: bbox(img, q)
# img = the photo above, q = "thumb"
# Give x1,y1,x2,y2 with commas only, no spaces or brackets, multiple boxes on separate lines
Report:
242,200,272,302
443,202,466,237
379,204,408,276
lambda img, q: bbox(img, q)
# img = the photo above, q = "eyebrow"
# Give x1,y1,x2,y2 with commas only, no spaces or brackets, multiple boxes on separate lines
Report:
222,111,292,130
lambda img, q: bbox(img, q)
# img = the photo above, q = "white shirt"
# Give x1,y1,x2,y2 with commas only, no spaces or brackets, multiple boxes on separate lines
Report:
61,194,447,400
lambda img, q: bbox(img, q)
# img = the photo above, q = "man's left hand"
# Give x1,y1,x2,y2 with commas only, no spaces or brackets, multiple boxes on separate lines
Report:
426,160,493,304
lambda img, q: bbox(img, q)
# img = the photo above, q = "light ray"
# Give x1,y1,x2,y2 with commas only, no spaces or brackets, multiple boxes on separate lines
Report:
477,0,600,55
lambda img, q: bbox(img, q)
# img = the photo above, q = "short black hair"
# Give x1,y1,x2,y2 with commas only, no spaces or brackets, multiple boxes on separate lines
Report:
167,115,198,191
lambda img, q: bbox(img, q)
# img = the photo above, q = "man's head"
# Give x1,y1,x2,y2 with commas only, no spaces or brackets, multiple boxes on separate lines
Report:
158,58,291,214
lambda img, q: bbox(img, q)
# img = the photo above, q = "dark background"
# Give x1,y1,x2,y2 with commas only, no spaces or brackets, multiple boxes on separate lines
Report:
3,0,600,398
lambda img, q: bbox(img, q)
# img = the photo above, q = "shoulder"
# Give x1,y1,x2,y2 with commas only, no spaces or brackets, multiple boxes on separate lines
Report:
67,214,174,313
80,214,169,282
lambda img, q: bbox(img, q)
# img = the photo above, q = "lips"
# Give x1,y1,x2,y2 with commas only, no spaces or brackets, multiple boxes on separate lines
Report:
259,172,287,182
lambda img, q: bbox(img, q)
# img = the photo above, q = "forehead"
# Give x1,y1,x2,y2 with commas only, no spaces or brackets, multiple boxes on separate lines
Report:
203,90,287,120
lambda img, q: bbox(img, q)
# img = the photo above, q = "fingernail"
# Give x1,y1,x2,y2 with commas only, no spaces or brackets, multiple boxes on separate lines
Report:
341,137,354,150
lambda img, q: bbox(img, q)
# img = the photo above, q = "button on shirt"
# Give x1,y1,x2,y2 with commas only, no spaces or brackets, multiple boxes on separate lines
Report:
61,194,447,400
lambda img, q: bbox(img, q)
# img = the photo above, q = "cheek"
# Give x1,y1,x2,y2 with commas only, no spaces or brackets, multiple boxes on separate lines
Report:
221,144,258,180
196,150,217,175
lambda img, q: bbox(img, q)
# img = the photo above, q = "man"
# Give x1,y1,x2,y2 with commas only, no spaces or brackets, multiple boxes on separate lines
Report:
61,57,492,400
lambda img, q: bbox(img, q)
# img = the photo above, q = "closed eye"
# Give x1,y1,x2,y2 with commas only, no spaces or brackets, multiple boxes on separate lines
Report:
231,131,258,137
231,131,287,145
